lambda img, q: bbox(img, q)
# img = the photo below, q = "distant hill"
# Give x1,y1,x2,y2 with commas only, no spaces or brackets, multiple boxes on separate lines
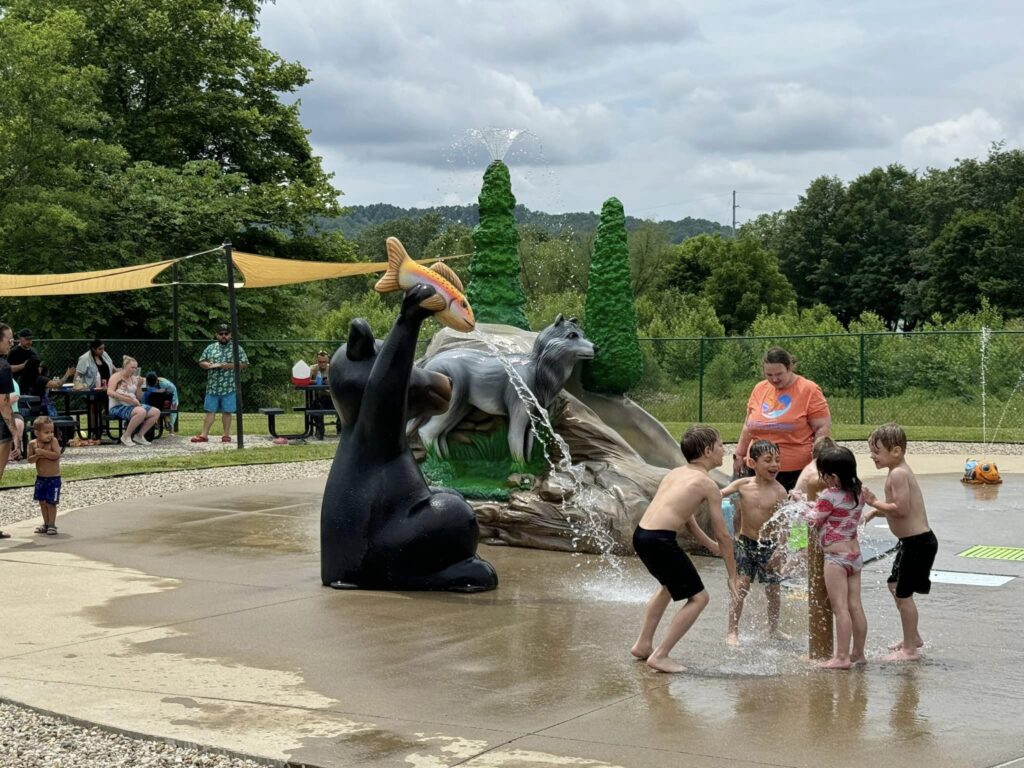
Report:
319,203,732,244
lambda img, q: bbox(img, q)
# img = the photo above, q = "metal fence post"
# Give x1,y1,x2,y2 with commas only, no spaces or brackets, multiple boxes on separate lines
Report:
698,337,705,422
859,333,866,425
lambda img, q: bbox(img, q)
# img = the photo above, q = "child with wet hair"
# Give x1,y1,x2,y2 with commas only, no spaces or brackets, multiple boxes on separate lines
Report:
805,446,867,669
718,439,790,645
631,425,739,673
863,423,937,662
792,435,839,503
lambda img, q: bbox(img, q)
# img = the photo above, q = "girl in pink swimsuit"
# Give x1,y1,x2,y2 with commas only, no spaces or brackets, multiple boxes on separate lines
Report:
805,446,867,670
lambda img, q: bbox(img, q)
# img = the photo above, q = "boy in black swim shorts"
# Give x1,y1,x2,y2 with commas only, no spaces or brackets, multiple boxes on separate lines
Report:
631,425,739,673
863,423,938,662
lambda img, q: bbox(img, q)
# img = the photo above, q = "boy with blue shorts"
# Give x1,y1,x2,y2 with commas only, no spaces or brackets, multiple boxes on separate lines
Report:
191,324,248,444
28,416,62,536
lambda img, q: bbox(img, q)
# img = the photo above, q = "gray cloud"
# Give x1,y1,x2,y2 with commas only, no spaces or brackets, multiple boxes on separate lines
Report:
259,0,1024,222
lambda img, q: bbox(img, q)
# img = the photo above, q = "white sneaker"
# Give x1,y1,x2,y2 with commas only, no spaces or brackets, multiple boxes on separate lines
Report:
120,434,133,447
132,435,151,446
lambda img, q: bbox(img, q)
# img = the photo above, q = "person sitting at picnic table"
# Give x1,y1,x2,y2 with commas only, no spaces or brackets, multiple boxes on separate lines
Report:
107,356,161,447
143,371,179,435
75,339,116,440
23,359,75,418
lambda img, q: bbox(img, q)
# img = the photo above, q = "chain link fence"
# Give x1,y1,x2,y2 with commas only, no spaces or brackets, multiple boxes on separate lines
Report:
633,330,1024,441
27,330,1024,441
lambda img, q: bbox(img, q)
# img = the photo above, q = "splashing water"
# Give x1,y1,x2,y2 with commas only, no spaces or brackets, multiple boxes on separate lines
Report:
470,329,622,570
981,326,990,447
469,127,524,161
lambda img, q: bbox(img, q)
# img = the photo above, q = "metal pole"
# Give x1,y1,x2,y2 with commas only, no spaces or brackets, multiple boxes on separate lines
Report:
859,333,866,425
698,337,705,422
172,262,180,387
224,243,244,450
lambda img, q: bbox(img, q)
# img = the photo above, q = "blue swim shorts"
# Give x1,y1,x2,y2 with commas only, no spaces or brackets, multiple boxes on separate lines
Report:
204,392,237,413
34,476,62,505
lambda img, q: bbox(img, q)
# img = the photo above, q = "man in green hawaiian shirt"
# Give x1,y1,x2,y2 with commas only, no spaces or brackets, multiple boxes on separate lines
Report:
190,324,249,443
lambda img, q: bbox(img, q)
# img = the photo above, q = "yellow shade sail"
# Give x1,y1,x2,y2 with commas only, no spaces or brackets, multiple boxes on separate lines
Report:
0,248,468,296
0,258,182,297
231,251,401,289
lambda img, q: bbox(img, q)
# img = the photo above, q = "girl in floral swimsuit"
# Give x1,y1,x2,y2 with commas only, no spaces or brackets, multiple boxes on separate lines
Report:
805,446,867,670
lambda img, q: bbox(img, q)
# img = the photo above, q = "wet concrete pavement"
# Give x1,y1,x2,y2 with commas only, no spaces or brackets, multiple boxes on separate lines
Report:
1,459,1022,767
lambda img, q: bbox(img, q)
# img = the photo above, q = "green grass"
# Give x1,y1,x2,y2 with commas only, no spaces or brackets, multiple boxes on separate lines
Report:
1,442,337,489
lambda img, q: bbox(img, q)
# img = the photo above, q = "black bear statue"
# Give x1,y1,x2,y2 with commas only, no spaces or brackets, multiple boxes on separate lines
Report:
320,284,499,592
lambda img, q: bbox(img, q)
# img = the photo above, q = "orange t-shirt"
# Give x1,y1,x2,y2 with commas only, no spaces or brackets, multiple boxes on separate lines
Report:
745,375,830,471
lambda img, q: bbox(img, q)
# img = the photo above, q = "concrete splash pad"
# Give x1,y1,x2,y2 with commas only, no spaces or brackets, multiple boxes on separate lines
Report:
0,474,1022,767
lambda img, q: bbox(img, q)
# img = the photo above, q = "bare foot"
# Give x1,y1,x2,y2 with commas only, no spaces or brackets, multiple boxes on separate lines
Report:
726,632,740,647
850,656,867,667
884,647,921,662
630,643,653,660
770,629,791,641
888,638,924,651
817,657,852,670
647,655,687,674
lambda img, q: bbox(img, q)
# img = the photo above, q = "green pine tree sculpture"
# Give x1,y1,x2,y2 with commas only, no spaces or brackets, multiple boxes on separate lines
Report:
582,197,643,393
467,160,529,328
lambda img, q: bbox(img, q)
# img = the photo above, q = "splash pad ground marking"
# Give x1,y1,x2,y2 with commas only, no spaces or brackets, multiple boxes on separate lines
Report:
957,545,1024,561
929,570,1015,587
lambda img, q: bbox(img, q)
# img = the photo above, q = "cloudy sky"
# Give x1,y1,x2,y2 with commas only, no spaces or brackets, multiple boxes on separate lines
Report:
258,0,1024,226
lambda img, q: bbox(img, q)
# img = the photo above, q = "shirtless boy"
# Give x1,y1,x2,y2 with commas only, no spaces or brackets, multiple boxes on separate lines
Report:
863,423,937,662
719,440,789,645
631,425,739,673
28,415,63,536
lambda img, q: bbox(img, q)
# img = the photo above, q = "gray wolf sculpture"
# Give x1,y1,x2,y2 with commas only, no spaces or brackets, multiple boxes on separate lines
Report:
414,315,596,463
320,283,498,592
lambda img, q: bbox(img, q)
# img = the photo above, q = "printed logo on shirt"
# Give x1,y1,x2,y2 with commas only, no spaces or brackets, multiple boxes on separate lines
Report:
762,393,792,419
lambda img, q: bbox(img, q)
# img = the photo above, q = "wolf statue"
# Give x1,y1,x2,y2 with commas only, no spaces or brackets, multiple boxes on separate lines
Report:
320,283,498,592
413,315,596,464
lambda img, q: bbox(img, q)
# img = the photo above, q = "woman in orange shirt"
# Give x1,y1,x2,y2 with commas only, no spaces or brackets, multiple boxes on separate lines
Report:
732,347,832,491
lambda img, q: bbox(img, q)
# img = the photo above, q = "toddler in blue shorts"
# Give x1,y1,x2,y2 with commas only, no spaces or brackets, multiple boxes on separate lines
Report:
27,416,62,536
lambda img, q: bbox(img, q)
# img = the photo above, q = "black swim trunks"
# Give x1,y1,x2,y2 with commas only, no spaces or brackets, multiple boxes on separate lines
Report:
887,530,938,599
633,527,705,601
734,534,784,584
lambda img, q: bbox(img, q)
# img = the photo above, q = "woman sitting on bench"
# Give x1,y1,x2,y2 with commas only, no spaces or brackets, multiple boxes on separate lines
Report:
107,356,161,447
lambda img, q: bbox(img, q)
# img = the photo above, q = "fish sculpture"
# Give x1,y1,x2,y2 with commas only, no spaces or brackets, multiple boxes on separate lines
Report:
374,237,475,332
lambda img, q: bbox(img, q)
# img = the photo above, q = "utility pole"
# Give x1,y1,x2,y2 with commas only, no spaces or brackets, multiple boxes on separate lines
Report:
732,190,738,237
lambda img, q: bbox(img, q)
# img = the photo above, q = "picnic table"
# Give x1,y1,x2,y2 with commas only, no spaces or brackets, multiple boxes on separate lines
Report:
260,383,338,441
53,385,107,441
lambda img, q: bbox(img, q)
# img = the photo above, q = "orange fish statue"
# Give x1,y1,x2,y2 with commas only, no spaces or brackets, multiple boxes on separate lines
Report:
374,237,475,332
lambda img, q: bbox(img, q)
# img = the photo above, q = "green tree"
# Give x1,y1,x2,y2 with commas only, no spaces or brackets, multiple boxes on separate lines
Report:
467,160,528,328
582,197,643,394
0,0,347,341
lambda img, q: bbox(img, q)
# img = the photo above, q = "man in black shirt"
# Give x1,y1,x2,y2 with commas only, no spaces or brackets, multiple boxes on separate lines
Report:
8,328,39,389
0,322,21,538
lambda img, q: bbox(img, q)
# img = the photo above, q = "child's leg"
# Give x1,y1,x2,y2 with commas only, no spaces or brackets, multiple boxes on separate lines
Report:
35,501,48,533
886,582,923,651
765,583,789,639
848,571,867,664
631,586,671,659
648,590,710,673
819,563,852,669
886,589,922,661
45,502,58,527
727,576,751,645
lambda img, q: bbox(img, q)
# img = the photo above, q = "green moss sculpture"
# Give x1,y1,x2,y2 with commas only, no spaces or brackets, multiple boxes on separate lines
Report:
467,160,529,328
582,197,643,393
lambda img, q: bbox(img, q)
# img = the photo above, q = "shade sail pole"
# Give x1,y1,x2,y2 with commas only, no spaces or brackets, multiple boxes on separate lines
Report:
172,261,180,388
224,242,245,450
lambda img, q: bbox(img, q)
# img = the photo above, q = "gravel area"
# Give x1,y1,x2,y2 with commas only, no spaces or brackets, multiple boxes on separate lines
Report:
0,438,1016,764
0,701,271,767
